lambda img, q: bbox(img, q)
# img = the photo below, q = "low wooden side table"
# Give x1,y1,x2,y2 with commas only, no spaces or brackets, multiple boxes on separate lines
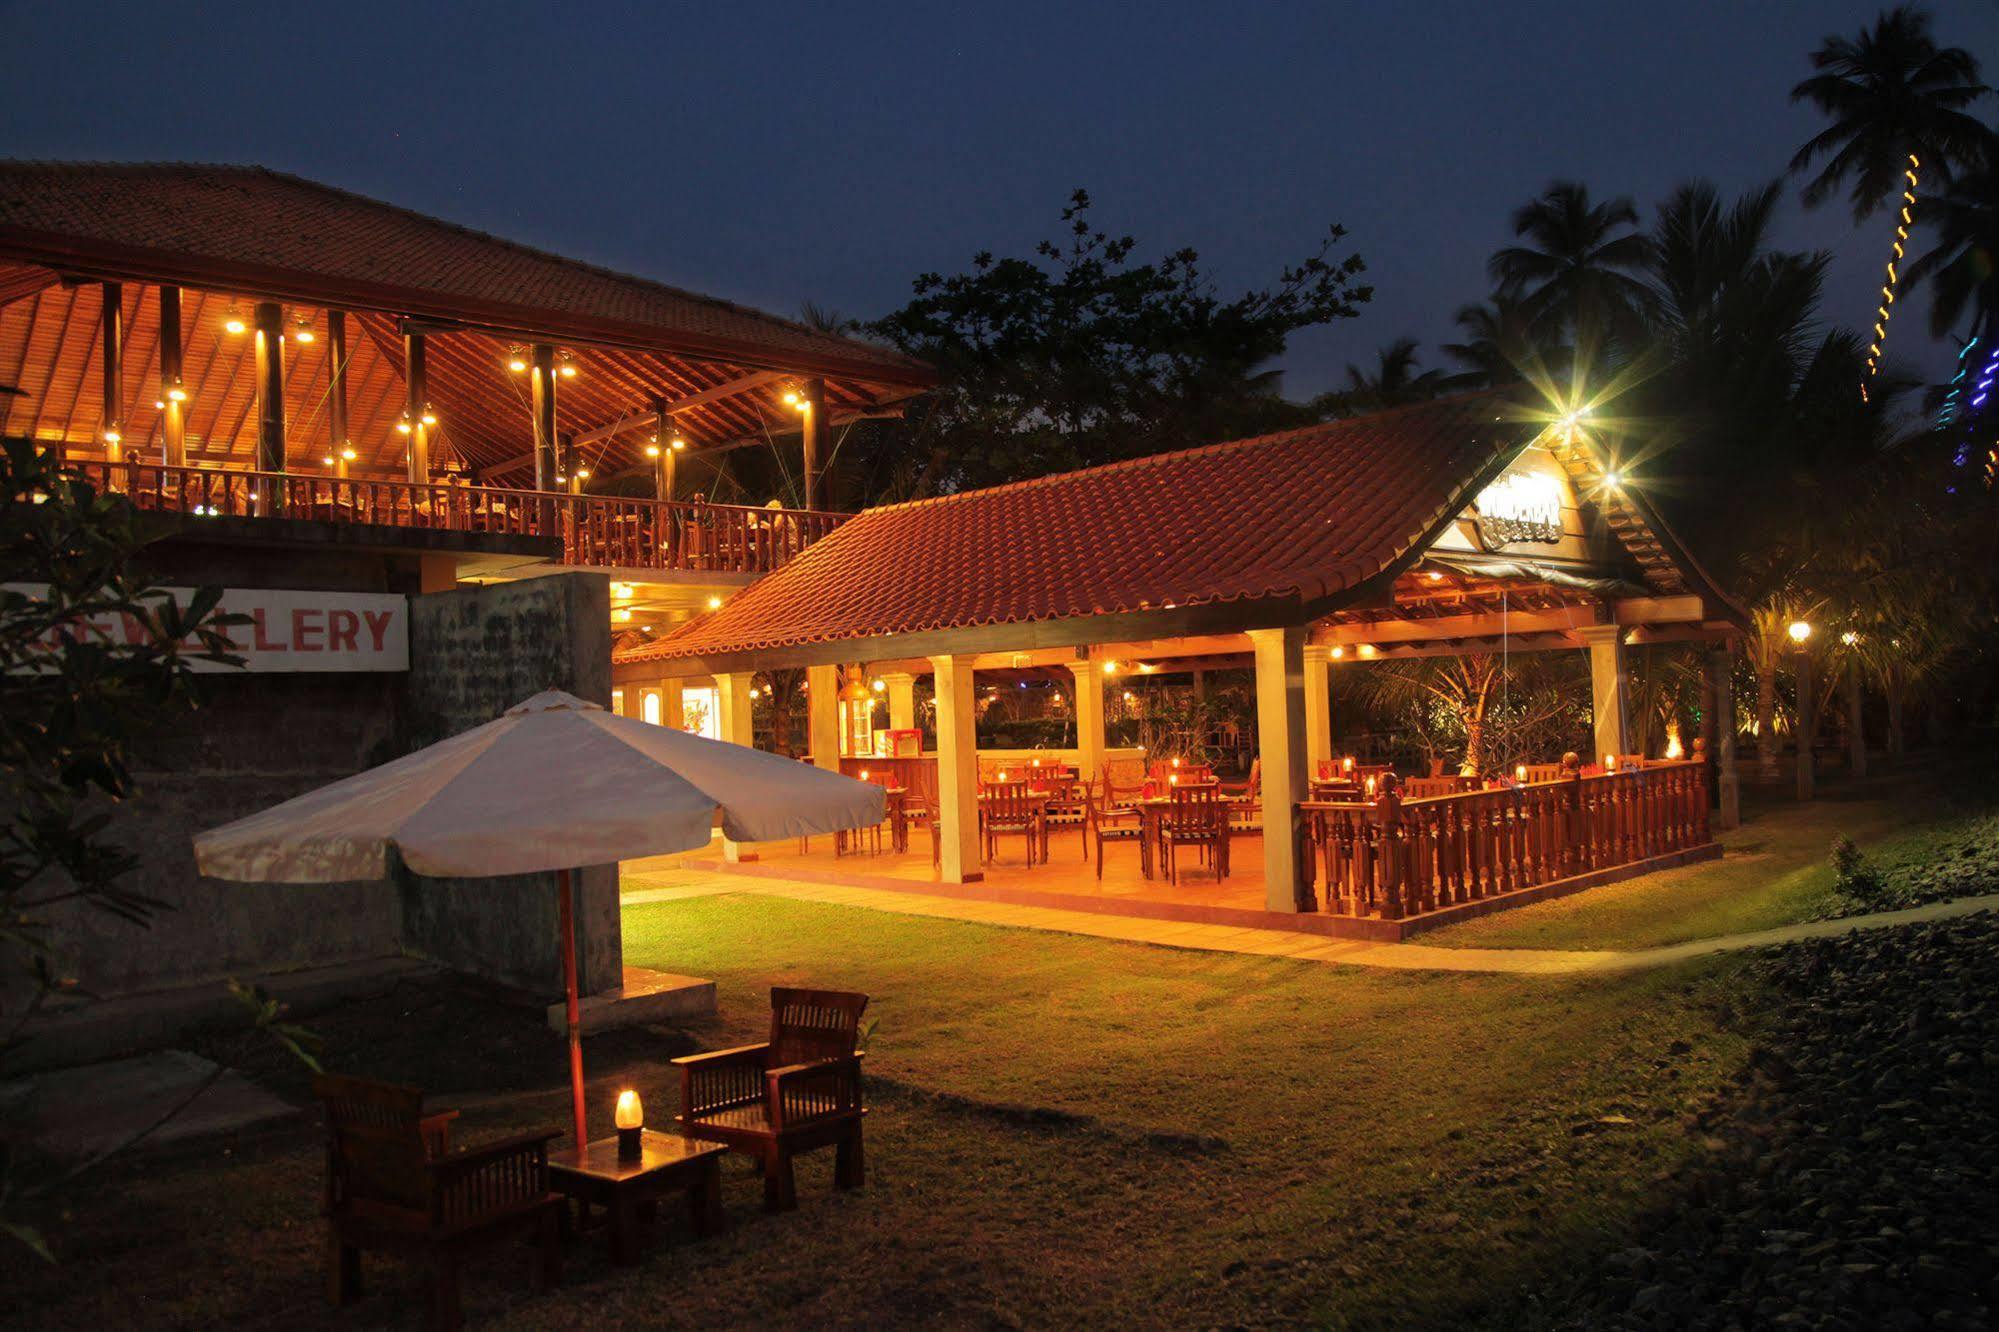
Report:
548,1130,728,1265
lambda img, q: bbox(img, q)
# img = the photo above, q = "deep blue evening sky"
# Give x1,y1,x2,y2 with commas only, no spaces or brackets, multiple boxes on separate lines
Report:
5,1,1994,396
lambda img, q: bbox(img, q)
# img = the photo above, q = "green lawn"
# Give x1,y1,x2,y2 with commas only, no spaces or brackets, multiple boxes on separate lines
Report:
1420,762,1999,952
7,895,1758,1330
17,765,1992,1327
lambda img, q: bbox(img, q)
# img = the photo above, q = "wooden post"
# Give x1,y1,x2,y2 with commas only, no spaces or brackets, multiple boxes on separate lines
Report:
1709,646,1741,830
1303,644,1332,778
531,344,559,491
806,664,841,769
1372,789,1405,919
1845,659,1867,779
930,654,983,883
1795,646,1815,802
326,310,350,477
253,301,286,491
403,329,430,484
562,434,582,493
660,678,684,731
94,281,125,464
1249,625,1313,912
801,377,827,511
158,284,185,467
1067,659,1106,784
1579,624,1629,762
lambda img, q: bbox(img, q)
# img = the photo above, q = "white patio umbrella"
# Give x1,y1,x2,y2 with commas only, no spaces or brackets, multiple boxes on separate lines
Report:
195,689,883,1147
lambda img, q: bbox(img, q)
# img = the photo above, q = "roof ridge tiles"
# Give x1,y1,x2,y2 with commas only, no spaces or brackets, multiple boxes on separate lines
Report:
0,160,929,376
858,388,1518,519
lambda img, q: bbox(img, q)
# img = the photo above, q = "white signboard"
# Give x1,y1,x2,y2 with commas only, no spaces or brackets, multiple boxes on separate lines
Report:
9,584,409,673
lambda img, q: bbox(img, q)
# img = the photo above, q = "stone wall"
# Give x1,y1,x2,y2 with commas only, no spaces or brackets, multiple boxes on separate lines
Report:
398,573,621,996
19,547,621,1059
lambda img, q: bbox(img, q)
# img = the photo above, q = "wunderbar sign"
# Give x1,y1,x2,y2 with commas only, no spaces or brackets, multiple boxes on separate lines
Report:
8,584,409,672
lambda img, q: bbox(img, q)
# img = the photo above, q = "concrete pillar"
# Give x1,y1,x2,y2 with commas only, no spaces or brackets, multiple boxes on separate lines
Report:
930,654,983,883
1709,646,1740,830
806,663,841,770
883,671,917,734
1845,660,1867,779
1578,624,1629,762
1249,625,1312,913
1303,644,1332,777
1067,659,1107,783
715,671,757,861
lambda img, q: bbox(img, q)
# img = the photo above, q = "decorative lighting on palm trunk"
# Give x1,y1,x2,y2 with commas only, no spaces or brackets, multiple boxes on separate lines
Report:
1861,153,1919,401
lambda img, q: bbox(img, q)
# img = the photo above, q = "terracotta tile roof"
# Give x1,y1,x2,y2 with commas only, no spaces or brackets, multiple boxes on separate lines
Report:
0,161,931,384
629,393,1545,663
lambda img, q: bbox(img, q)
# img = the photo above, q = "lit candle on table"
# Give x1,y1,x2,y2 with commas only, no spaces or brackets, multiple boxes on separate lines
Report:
615,1088,644,1159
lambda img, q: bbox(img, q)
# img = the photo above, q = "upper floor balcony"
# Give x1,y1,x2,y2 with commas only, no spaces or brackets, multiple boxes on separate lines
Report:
70,456,848,576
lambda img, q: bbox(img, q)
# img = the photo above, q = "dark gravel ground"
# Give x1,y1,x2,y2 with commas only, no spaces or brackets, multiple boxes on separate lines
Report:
1823,806,1999,920
1493,911,1999,1330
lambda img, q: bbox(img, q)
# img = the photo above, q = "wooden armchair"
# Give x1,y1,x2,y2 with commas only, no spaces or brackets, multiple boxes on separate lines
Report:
314,1074,562,1332
1159,784,1230,885
673,987,869,1212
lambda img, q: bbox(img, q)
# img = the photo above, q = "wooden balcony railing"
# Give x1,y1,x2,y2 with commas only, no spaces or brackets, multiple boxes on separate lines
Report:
71,459,847,576
1302,759,1710,920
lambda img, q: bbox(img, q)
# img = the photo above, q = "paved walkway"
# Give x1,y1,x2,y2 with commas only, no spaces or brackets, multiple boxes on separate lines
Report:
621,870,1999,976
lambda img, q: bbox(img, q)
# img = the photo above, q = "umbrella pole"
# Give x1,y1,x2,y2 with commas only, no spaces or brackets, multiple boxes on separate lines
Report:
558,866,587,1150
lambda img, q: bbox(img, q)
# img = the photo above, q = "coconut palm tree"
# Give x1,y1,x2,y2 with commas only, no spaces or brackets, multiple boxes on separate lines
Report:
1487,182,1654,347
1322,337,1449,414
1440,296,1541,388
1791,5,1991,387
1790,6,1990,219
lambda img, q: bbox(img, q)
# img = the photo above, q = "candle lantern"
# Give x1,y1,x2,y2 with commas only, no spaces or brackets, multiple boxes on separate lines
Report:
615,1089,644,1159
1515,763,1528,785
839,666,875,758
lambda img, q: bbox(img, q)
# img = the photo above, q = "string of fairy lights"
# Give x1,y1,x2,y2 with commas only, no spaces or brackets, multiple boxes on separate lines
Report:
1861,153,1920,404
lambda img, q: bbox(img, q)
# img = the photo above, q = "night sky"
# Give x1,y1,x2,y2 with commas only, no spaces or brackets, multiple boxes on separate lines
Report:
5,1,1994,397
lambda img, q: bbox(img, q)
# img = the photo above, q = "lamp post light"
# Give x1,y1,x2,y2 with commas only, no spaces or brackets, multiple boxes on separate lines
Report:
1789,620,1814,801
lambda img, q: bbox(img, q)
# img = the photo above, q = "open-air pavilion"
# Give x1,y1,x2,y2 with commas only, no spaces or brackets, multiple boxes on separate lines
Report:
615,392,1750,938
0,160,930,615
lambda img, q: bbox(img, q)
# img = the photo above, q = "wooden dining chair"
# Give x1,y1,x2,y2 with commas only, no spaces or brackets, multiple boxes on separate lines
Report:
1158,784,1229,885
1037,776,1090,860
1085,782,1143,879
981,780,1045,866
1218,758,1261,831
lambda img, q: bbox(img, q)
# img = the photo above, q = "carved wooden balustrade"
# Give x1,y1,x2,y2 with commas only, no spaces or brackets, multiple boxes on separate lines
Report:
70,459,846,576
1302,760,1710,920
